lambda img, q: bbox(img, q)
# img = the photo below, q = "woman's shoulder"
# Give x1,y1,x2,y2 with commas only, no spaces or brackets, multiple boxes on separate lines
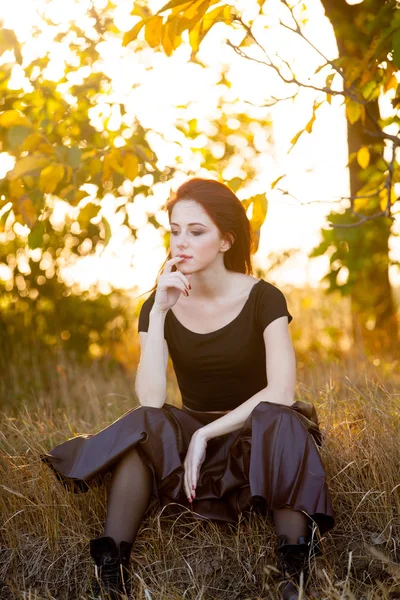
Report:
252,278,293,328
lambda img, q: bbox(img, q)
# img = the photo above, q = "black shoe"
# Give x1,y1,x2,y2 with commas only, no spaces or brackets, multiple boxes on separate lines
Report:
275,534,312,600
87,536,133,599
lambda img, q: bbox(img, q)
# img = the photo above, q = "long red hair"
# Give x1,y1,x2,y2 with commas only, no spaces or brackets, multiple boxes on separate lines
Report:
139,177,255,297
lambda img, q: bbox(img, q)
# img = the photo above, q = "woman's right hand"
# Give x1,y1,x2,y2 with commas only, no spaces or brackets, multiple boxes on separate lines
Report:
153,256,192,313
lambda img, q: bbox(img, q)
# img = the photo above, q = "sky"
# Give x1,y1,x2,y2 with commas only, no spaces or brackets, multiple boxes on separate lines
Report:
0,0,399,296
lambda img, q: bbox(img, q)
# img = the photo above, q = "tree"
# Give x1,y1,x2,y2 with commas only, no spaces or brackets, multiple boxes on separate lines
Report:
124,0,400,355
0,3,273,356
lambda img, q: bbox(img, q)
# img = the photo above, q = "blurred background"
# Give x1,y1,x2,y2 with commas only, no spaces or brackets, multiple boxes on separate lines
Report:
0,0,399,407
1,3,400,599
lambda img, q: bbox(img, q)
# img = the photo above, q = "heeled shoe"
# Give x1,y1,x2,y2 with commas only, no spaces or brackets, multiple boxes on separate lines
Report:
275,534,312,600
86,536,133,599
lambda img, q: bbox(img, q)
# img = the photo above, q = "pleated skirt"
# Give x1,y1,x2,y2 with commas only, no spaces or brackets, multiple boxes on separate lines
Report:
40,400,335,538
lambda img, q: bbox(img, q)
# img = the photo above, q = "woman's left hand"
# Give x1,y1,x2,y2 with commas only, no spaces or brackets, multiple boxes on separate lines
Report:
183,430,208,502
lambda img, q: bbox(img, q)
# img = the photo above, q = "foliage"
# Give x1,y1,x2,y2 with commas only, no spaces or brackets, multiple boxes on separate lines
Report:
125,0,400,349
0,3,275,358
127,0,400,225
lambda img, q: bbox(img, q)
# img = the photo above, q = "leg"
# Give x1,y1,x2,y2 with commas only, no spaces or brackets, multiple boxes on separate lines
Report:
272,506,310,544
103,445,153,546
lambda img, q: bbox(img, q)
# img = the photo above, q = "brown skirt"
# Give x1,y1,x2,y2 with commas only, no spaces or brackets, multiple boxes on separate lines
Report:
40,400,335,538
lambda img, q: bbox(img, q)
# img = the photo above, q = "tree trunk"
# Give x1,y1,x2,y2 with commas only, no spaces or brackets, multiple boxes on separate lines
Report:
320,0,398,357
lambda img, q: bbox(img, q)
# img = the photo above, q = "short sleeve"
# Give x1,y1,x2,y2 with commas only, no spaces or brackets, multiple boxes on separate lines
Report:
138,291,156,333
256,281,293,331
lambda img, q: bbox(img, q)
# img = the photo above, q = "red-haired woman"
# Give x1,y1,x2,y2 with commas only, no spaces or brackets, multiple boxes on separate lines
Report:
42,178,335,600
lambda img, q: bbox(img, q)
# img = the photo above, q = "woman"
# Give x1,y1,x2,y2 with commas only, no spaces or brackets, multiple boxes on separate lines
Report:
41,178,335,600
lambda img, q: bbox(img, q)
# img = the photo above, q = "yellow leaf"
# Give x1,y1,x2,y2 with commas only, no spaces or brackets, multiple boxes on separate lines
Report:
189,20,202,53
305,113,316,134
21,132,44,152
81,148,98,160
222,5,232,22
346,99,362,125
203,5,225,30
73,190,91,206
102,154,113,184
123,153,139,180
16,195,37,228
39,164,65,194
357,147,370,169
78,202,101,229
169,1,193,16
90,158,102,176
123,19,146,46
271,174,285,189
379,187,397,211
189,4,226,51
162,17,182,53
384,72,398,93
290,129,304,147
7,155,48,180
353,194,370,212
183,0,209,20
22,175,35,188
58,184,75,199
109,148,124,174
9,178,25,200
145,16,163,47
0,109,32,128
250,193,268,229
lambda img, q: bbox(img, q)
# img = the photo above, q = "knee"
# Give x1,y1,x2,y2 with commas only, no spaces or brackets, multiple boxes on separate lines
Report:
254,402,302,426
254,401,295,416
137,404,165,415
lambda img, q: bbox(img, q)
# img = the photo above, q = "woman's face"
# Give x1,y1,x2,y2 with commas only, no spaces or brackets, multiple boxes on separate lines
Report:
169,200,229,273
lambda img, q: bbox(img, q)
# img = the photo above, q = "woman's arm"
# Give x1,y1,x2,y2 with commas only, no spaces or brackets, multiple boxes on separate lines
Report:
135,306,169,408
197,316,296,441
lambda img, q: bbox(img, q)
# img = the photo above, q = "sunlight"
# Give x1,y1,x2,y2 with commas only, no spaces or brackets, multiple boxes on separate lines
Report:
1,0,398,294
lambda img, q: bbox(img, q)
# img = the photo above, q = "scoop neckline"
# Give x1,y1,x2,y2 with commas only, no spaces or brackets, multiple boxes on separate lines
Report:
169,279,263,336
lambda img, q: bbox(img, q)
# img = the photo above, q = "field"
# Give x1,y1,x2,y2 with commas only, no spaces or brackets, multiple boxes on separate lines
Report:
1,286,400,599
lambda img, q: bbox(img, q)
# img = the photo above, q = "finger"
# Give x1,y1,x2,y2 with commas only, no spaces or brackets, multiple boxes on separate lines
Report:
167,272,191,292
183,462,188,499
189,464,196,496
185,463,191,501
173,271,192,289
188,468,192,501
163,256,184,274
160,276,188,296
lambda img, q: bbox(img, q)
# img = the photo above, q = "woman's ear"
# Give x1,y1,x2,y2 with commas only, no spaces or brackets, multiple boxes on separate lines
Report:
222,233,235,251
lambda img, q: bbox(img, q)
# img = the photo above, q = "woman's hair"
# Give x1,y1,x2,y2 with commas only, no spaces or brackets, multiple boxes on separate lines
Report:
138,177,256,297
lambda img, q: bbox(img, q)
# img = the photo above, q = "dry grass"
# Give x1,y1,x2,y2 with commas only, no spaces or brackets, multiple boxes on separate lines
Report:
1,286,400,599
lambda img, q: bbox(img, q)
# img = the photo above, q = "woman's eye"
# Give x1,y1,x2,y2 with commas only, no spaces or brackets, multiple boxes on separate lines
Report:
171,231,202,236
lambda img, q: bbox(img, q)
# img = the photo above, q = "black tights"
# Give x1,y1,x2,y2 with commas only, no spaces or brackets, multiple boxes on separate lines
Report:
103,447,153,546
103,446,310,546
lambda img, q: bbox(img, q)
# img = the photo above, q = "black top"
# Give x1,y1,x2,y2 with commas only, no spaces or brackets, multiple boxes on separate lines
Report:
137,278,293,412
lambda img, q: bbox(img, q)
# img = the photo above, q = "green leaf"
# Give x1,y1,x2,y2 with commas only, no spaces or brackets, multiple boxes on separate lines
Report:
226,177,243,192
392,30,400,69
7,126,31,149
28,221,45,249
0,207,12,231
66,147,82,169
101,216,112,246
